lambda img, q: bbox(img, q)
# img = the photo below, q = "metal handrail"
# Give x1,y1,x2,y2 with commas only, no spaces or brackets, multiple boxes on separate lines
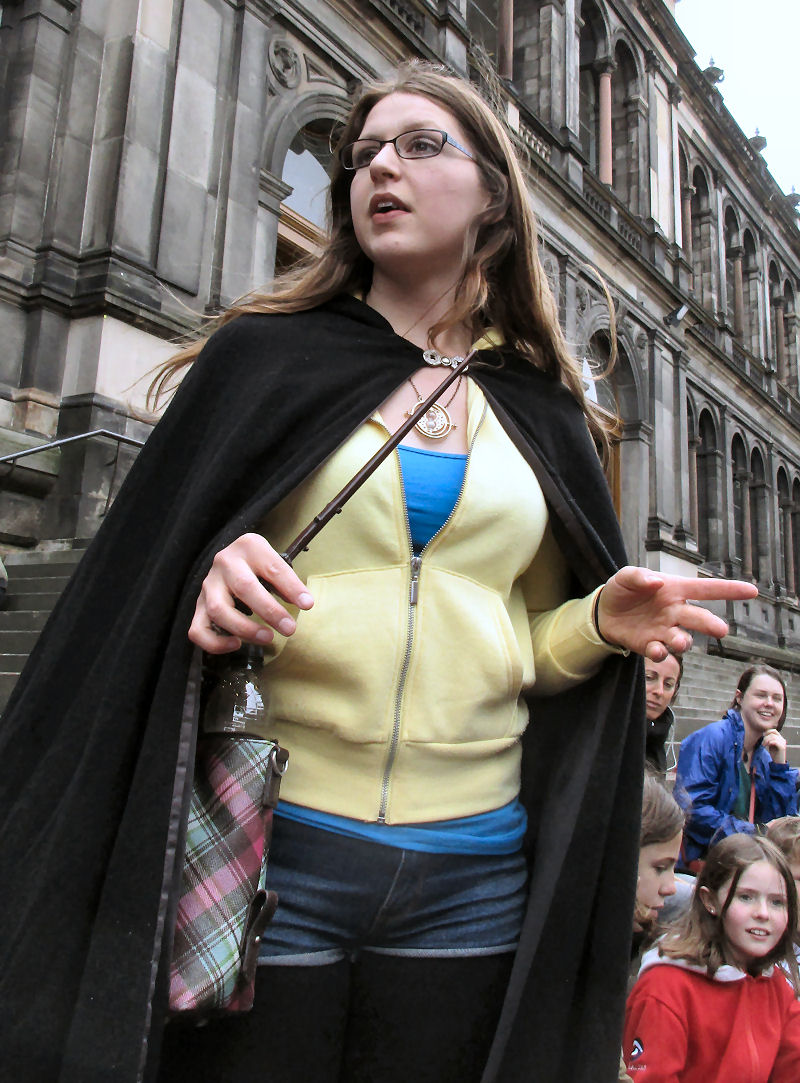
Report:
0,428,147,517
0,428,145,466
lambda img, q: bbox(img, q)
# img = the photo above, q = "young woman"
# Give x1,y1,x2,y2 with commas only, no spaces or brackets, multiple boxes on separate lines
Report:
623,834,800,1080
0,64,756,1083
644,652,682,778
676,665,798,869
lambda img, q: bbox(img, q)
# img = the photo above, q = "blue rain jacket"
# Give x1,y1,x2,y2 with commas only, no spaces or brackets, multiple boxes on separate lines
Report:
675,708,798,866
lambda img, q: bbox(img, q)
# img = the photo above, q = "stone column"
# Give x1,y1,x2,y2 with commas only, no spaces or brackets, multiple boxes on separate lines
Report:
497,0,514,81
730,246,744,338
688,435,699,540
786,312,798,391
597,62,614,185
782,501,796,595
773,295,787,382
681,185,695,263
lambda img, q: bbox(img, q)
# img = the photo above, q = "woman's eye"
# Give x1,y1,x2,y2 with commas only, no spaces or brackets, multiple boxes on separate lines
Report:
409,136,437,154
737,892,752,902
354,146,378,167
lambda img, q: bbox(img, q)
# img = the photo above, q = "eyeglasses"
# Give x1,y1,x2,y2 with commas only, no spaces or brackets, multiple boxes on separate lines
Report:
339,129,474,171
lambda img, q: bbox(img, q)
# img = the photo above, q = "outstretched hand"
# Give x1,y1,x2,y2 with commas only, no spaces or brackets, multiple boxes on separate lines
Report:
595,566,758,661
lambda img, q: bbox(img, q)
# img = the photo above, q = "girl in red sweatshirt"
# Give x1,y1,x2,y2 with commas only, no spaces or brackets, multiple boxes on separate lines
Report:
623,833,800,1082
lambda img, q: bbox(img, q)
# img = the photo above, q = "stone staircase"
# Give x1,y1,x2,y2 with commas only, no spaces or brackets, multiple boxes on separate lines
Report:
0,546,85,711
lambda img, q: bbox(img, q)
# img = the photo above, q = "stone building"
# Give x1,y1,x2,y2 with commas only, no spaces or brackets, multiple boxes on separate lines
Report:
1,0,799,742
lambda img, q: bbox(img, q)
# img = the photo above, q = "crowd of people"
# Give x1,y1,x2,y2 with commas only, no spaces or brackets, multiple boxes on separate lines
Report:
622,666,800,1081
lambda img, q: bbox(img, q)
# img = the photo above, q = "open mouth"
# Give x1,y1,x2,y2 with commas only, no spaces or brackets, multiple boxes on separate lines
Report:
370,195,409,217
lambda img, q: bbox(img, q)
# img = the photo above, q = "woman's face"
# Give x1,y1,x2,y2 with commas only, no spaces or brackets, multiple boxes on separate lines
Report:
644,654,681,721
348,92,490,288
701,860,788,969
736,675,785,736
634,831,682,931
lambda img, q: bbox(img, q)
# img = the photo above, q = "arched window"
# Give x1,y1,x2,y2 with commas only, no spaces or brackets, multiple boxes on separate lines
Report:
678,146,692,260
274,116,340,271
697,410,721,562
589,329,621,512
749,448,767,584
785,282,798,390
731,435,748,575
769,261,784,378
793,480,800,595
578,1,607,174
690,168,714,310
611,41,640,212
742,230,760,357
777,468,794,594
467,0,500,63
724,207,742,336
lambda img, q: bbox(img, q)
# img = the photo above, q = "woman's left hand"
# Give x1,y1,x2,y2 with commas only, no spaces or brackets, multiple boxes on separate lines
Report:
595,566,758,660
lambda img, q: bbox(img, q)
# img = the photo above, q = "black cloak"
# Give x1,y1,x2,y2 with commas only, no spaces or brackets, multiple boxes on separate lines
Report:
0,295,643,1083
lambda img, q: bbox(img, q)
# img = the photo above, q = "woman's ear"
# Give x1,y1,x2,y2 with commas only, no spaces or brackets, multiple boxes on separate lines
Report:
733,689,743,709
698,886,717,916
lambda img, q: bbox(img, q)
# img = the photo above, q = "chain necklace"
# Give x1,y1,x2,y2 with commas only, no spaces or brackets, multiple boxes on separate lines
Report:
406,369,463,440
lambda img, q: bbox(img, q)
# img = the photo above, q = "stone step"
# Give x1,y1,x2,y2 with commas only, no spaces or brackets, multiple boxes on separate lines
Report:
0,629,41,654
0,654,30,675
7,563,79,580
4,577,71,594
0,673,19,704
0,611,49,631
3,592,62,612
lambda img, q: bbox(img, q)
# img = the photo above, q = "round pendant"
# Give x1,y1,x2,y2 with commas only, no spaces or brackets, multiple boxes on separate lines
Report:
414,403,453,439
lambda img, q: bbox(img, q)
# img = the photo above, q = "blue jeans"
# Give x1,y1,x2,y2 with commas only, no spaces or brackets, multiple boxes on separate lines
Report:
258,817,529,965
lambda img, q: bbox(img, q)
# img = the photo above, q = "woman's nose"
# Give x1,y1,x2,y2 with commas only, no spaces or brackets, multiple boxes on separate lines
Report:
368,144,401,175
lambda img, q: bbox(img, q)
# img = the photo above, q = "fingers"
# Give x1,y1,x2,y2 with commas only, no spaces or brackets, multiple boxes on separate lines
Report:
188,533,314,652
674,577,758,603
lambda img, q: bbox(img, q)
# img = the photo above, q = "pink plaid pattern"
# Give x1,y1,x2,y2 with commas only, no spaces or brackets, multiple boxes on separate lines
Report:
168,735,287,1015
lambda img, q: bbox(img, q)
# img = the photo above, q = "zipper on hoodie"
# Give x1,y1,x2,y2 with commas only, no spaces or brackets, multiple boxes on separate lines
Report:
376,401,487,822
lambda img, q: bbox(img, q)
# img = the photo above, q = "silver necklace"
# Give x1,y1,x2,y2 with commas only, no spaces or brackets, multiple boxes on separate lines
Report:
406,372,463,440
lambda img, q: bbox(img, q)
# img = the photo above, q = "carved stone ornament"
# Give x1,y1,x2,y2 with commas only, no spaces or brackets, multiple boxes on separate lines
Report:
269,39,301,89
576,284,589,314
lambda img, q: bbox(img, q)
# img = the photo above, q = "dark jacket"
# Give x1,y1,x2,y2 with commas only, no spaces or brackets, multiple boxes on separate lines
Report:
0,295,644,1083
675,708,799,866
645,705,674,778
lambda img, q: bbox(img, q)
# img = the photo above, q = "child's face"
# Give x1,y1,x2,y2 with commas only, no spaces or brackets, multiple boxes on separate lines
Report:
635,831,682,931
702,860,789,969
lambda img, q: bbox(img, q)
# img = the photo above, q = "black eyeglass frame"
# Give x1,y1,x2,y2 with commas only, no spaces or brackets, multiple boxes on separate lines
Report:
339,128,474,171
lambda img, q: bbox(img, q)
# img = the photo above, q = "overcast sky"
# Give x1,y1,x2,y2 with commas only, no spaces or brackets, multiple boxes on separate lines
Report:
674,0,798,197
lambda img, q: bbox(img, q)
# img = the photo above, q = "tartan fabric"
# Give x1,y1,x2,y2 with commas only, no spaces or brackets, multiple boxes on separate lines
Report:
168,735,285,1014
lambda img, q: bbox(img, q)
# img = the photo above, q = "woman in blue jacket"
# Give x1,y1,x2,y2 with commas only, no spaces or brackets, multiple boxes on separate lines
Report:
676,665,798,869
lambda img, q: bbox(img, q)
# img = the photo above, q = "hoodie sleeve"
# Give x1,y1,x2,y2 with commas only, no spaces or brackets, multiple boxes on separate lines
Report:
623,981,687,1082
770,976,800,1081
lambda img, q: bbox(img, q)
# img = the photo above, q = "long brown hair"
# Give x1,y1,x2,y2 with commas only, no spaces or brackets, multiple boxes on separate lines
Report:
148,62,616,458
658,834,800,989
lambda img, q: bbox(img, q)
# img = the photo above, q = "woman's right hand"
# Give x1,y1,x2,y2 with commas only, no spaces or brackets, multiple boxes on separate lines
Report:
189,533,314,654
